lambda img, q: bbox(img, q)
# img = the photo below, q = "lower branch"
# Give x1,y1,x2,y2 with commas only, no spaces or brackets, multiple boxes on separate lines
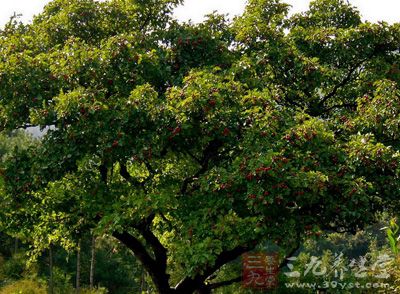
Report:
206,276,241,290
174,244,253,293
113,231,172,293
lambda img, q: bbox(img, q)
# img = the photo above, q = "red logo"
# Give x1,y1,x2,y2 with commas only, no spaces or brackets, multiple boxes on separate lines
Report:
242,252,279,289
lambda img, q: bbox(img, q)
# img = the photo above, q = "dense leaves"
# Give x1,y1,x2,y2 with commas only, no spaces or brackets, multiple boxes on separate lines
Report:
0,0,399,293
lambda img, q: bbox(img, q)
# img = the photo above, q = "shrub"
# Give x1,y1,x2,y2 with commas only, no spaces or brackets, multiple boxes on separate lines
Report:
0,279,46,294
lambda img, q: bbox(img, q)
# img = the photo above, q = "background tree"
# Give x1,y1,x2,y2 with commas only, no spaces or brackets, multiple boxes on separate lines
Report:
0,0,399,293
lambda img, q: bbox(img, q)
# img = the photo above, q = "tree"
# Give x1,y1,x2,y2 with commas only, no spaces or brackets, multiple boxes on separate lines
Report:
0,0,399,293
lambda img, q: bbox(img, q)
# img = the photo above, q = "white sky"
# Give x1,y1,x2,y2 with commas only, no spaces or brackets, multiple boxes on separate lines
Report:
175,0,400,24
0,0,399,28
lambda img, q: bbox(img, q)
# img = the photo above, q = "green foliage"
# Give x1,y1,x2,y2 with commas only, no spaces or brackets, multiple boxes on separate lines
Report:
1,253,26,281
0,0,399,292
384,218,400,255
0,279,46,294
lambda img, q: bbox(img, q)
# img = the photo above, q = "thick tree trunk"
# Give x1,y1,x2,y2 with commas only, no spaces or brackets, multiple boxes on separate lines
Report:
113,230,253,294
76,239,81,294
89,236,96,289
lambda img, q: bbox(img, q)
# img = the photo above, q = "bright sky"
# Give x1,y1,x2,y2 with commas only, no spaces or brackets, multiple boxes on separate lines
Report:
175,0,400,24
0,0,399,28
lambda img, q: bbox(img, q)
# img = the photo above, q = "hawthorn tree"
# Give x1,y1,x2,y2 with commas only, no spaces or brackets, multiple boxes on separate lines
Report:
0,0,400,293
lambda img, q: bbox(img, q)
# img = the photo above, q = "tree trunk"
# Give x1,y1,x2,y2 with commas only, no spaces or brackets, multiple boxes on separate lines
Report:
140,267,145,293
76,239,81,294
49,245,54,294
90,235,96,289
14,238,18,255
114,231,253,294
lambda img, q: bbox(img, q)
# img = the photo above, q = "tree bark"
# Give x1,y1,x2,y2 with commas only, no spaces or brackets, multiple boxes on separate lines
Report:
113,231,173,294
76,239,81,294
49,245,54,294
140,267,145,293
114,230,257,294
14,238,18,255
90,235,96,289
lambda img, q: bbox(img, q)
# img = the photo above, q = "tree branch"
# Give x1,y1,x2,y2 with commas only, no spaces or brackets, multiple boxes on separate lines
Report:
322,102,356,113
180,139,223,195
318,59,366,107
174,244,253,293
206,276,241,290
119,163,143,187
144,160,155,178
135,215,168,273
99,164,107,183
113,231,172,293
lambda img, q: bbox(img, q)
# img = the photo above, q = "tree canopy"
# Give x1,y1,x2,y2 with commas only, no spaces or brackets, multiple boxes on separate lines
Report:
0,0,399,293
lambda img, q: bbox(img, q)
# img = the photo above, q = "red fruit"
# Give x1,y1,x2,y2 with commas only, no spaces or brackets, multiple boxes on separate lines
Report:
222,128,230,136
208,99,216,107
256,166,272,173
263,191,270,196
278,183,288,189
112,140,119,148
80,107,86,115
304,225,312,230
260,131,268,137
248,194,256,199
315,232,322,237
220,183,228,190
108,79,114,85
172,127,181,135
245,173,254,181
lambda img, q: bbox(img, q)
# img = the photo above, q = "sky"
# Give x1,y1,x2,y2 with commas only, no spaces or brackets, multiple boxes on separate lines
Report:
0,0,399,28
